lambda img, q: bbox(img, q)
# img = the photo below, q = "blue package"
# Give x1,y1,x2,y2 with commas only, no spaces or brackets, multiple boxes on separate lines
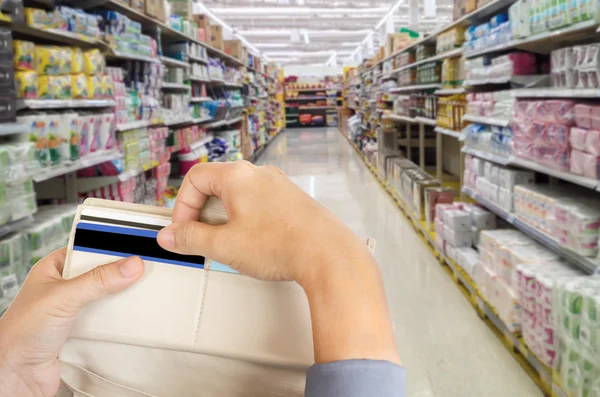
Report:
490,13,509,28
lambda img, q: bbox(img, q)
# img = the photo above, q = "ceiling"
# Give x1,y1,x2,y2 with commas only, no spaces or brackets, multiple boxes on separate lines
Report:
199,0,454,66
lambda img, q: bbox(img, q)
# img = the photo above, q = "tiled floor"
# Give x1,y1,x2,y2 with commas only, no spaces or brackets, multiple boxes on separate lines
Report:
257,127,542,397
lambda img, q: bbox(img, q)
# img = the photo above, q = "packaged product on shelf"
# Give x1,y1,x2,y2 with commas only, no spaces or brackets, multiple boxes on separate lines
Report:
24,8,57,29
70,73,88,99
13,40,34,71
0,233,26,300
87,75,102,98
464,13,511,53
15,71,38,99
37,75,71,99
83,49,105,76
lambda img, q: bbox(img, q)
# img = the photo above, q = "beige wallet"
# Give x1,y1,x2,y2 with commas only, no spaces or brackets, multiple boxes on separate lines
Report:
59,198,314,397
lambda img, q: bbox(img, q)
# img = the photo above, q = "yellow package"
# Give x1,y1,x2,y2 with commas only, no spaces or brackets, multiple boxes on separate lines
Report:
83,49,105,75
58,47,73,75
35,46,61,75
87,75,103,98
24,8,56,29
71,74,89,99
13,40,35,71
38,75,72,99
15,71,38,99
72,48,84,74
101,75,114,98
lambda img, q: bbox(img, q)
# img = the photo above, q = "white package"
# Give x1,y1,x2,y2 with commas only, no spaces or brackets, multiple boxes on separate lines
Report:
498,169,535,192
483,161,492,179
489,165,499,185
470,207,497,229
434,218,444,238
444,225,472,247
497,187,513,212
455,247,480,278
443,210,472,232
489,184,499,203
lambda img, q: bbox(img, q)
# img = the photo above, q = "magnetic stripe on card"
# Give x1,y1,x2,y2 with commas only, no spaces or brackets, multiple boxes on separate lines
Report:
74,222,206,268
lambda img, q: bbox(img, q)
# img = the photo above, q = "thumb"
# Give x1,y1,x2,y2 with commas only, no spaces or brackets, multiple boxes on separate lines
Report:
61,256,144,309
157,221,229,261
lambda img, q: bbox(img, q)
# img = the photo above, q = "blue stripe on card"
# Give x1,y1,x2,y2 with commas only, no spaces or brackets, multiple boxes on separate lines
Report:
76,222,159,238
72,246,205,269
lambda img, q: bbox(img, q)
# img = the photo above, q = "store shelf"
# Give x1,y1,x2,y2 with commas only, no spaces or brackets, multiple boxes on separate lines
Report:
389,48,463,75
159,56,190,68
389,83,442,93
462,114,511,127
285,96,328,100
16,99,115,110
77,160,162,193
188,54,208,64
0,123,29,136
0,216,34,240
383,114,416,123
462,187,599,273
106,49,159,63
190,96,212,103
222,81,243,88
415,116,437,126
298,106,337,110
205,46,244,67
462,147,512,165
435,127,462,138
188,75,210,83
161,82,189,90
116,119,162,131
463,147,600,189
164,117,193,126
435,87,466,95
191,116,213,124
34,150,120,183
464,20,599,58
286,87,340,92
189,134,214,150
511,88,600,98
3,22,106,48
205,116,243,129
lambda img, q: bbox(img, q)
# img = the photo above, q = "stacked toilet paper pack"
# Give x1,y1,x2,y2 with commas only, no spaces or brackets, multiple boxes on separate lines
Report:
434,202,495,279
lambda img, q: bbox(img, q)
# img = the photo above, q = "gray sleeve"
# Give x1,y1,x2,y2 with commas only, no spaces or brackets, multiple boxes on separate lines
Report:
304,359,406,397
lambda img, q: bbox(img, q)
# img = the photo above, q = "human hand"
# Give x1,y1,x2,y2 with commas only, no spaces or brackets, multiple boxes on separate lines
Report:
156,161,371,286
157,161,400,365
0,248,144,397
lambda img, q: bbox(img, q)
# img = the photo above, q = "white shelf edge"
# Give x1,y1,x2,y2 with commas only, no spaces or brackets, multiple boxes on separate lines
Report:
0,123,29,136
116,120,162,131
511,88,600,98
188,54,209,64
435,87,466,95
462,114,511,127
161,82,189,90
188,75,210,83
415,116,437,126
383,114,416,123
389,83,442,93
435,127,462,138
160,56,190,68
190,97,212,103
17,99,115,110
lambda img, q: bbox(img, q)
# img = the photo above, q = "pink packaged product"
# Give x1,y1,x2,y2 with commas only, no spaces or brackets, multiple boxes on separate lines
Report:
512,138,535,159
573,104,592,128
570,127,588,151
513,100,536,122
505,52,538,75
533,145,570,171
534,100,575,125
570,149,587,176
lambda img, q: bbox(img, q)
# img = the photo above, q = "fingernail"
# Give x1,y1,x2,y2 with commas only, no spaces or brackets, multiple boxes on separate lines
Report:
120,257,143,278
158,229,175,249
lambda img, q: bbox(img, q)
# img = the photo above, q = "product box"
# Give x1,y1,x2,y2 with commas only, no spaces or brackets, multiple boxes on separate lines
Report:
444,225,472,247
129,0,144,12
242,46,249,65
443,210,472,232
168,0,193,18
424,187,455,230
224,40,243,61
393,33,414,53
469,207,497,230
453,0,467,20
498,169,535,192
193,14,212,41
210,25,224,51
145,0,163,20
466,0,477,13
386,34,396,57
412,179,441,220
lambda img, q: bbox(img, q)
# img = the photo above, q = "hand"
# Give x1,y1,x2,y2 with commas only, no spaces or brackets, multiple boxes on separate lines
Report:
157,161,400,365
0,248,144,397
157,161,370,285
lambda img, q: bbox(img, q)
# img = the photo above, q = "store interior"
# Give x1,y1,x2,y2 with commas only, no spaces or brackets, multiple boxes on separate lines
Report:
0,0,599,395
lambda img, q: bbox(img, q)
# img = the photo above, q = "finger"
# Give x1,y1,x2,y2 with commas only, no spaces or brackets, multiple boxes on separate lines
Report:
173,163,228,223
30,247,68,280
157,221,231,262
60,256,144,309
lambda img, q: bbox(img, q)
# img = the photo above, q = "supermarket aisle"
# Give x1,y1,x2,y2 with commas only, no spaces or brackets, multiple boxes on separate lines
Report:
257,128,542,397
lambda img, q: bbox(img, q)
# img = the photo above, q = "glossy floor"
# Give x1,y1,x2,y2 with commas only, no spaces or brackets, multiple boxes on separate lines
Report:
257,127,542,397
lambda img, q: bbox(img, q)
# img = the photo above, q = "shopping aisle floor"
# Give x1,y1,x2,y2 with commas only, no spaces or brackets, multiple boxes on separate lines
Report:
257,128,542,397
